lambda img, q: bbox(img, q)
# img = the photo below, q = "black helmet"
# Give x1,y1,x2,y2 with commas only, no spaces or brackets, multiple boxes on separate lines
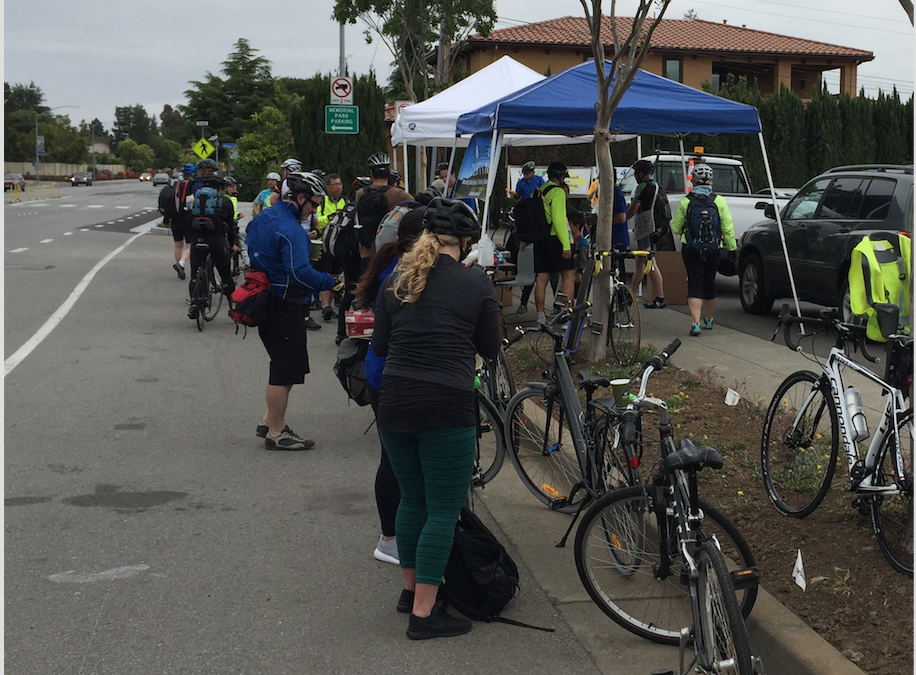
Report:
285,171,326,199
389,169,402,183
223,176,237,186
546,161,568,179
198,158,219,172
367,152,391,168
201,174,225,189
436,162,449,173
522,161,536,173
310,168,327,179
423,197,481,242
633,159,655,175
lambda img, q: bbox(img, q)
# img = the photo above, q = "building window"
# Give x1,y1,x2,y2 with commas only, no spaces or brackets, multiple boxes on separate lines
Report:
663,58,683,83
711,73,721,92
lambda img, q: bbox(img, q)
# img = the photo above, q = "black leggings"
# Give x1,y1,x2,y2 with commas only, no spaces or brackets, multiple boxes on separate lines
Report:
369,387,400,537
682,246,720,300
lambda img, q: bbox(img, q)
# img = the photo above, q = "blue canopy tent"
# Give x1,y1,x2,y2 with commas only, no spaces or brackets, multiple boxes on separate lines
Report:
456,59,802,316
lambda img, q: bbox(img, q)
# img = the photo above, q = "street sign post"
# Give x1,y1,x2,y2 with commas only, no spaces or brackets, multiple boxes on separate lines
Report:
330,77,353,105
325,106,359,134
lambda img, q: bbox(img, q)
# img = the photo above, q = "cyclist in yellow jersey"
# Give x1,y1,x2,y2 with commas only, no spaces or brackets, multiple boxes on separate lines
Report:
315,173,347,321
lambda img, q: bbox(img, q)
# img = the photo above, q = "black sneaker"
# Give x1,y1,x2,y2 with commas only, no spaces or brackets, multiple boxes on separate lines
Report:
322,305,338,321
396,589,414,614
643,297,667,309
188,305,199,320
305,316,322,331
255,420,268,438
335,334,346,346
173,263,186,280
265,426,315,451
406,603,472,640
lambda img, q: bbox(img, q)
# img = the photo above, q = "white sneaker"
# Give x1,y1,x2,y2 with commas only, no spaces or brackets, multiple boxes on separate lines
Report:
374,536,399,565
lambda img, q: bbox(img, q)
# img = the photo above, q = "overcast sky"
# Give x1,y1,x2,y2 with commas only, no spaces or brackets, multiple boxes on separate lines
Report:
4,0,913,132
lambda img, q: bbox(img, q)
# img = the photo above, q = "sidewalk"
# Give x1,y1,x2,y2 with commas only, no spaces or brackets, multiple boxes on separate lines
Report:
486,302,868,675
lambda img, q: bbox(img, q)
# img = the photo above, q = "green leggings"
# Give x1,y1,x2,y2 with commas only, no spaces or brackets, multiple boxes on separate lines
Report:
379,426,475,586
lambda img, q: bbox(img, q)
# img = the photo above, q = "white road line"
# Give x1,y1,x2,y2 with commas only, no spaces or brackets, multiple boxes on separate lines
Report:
115,206,129,209
64,232,73,236
4,231,146,377
40,239,53,243
87,205,103,208
95,224,104,228
117,219,125,222
80,228,89,232
8,247,28,253
60,204,76,208
107,221,114,224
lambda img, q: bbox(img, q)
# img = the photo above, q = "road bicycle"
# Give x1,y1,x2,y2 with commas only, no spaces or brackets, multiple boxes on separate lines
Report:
500,301,644,515
762,303,913,576
189,242,223,331
574,339,763,675
562,249,642,366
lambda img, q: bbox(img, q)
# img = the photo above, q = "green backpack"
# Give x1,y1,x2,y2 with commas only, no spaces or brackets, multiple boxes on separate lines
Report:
848,233,911,341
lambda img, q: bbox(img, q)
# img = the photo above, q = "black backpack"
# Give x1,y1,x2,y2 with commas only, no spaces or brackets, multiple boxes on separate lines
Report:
652,186,676,251
158,185,178,218
355,185,391,248
685,192,722,254
513,184,559,243
325,203,361,268
333,337,372,406
441,507,553,631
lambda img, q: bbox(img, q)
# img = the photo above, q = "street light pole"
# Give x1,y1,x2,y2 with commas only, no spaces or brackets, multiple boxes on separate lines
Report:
34,105,78,183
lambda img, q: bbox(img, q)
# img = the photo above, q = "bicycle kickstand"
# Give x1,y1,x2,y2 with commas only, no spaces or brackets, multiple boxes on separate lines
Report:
555,485,588,548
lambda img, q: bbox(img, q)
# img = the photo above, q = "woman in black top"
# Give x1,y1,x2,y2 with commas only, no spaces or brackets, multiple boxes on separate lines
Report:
372,198,501,640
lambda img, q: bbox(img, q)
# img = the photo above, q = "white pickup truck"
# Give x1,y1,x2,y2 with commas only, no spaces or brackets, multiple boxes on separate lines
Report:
618,151,795,244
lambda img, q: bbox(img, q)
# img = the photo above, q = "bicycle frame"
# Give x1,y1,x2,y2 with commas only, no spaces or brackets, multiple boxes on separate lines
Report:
810,345,909,494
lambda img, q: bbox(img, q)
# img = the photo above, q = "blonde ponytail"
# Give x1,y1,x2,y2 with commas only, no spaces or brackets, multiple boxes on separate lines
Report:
389,231,458,303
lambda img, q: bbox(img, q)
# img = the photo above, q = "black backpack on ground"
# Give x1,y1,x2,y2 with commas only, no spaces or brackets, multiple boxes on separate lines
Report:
333,337,372,406
684,191,722,254
355,185,391,248
512,184,559,244
441,507,553,631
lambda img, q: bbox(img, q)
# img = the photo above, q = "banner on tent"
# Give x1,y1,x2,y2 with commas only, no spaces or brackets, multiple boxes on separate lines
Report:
454,132,492,200
507,165,594,198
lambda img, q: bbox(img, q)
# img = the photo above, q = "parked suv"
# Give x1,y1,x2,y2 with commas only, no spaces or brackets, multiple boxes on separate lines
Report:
738,165,914,314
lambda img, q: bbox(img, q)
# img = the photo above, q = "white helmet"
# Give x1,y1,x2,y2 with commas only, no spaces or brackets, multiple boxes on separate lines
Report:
266,172,281,181
692,163,713,185
281,158,302,171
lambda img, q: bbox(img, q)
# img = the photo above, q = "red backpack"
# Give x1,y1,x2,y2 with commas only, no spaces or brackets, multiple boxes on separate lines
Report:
229,270,273,326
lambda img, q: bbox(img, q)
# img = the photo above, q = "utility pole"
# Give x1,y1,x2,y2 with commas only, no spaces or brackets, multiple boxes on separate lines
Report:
339,21,346,77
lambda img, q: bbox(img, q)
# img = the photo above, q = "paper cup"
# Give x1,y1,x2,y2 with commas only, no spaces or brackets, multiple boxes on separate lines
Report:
611,378,630,403
725,388,740,406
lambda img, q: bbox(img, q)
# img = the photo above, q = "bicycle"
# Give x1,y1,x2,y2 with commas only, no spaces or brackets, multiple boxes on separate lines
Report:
501,301,644,515
761,303,913,576
189,242,223,331
574,338,762,675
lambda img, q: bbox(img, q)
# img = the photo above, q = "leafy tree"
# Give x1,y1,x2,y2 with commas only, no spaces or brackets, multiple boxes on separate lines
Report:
758,85,808,187
112,104,157,147
333,0,496,102
838,91,876,166
236,106,295,188
5,81,45,114
874,88,909,165
160,104,192,145
4,109,36,162
683,9,699,19
118,138,155,172
151,137,184,169
580,0,672,360
805,84,843,176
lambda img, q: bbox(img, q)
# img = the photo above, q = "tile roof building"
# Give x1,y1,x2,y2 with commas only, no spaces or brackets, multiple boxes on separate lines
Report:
458,16,874,99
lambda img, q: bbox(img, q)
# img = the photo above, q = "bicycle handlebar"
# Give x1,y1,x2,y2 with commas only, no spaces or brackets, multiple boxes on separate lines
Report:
775,303,880,363
503,301,592,348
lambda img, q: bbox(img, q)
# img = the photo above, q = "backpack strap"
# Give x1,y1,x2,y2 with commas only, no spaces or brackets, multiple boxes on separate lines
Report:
489,616,555,632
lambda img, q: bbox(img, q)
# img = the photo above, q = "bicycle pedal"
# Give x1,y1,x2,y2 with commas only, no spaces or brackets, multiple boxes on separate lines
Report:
730,566,761,590
549,497,569,511
851,496,871,516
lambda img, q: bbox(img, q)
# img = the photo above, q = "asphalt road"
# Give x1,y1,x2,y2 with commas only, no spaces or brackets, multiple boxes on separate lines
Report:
4,184,605,675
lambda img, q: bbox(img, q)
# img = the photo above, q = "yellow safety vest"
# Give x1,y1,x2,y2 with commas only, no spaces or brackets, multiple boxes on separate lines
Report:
848,233,911,341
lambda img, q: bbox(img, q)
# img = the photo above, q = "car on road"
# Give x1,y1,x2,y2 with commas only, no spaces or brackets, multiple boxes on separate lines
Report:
4,173,25,190
737,164,914,315
70,171,93,187
152,172,171,187
139,172,152,182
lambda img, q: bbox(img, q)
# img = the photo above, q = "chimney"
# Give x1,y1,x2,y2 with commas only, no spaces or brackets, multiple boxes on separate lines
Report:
723,19,727,25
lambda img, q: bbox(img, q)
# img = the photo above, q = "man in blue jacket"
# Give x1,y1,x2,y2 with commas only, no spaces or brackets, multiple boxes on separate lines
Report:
246,172,340,451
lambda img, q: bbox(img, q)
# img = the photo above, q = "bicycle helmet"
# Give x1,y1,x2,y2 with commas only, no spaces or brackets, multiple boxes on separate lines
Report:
201,174,225,189
223,176,237,186
367,152,391,168
183,162,199,175
423,197,481,242
436,162,449,173
310,168,327,179
280,158,301,171
547,161,568,179
285,171,327,200
198,158,219,172
692,163,713,184
266,171,281,181
522,161,536,174
389,169,402,183
633,159,655,175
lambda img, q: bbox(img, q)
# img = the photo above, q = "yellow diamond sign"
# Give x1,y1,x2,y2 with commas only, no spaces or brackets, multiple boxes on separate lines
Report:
192,138,215,159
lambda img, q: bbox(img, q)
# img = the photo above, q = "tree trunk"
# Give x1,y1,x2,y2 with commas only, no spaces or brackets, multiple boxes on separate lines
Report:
585,127,615,361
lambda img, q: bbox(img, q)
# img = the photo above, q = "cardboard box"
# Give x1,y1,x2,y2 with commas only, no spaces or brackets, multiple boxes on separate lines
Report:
652,250,688,305
345,310,375,337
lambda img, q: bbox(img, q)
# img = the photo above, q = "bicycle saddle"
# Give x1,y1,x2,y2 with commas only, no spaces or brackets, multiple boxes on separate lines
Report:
662,439,723,474
578,371,611,392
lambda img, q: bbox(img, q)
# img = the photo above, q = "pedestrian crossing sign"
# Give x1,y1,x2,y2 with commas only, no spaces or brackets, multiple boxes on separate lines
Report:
193,138,215,159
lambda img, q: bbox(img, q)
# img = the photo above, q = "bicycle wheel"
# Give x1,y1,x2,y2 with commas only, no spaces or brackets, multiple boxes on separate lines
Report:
761,370,839,517
192,268,207,332
592,415,641,491
473,392,506,487
696,540,754,675
608,283,641,366
481,349,515,411
574,486,757,645
871,409,913,577
203,259,223,321
505,387,585,514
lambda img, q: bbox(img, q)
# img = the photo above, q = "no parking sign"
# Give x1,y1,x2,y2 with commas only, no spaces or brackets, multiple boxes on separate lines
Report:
331,77,353,105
